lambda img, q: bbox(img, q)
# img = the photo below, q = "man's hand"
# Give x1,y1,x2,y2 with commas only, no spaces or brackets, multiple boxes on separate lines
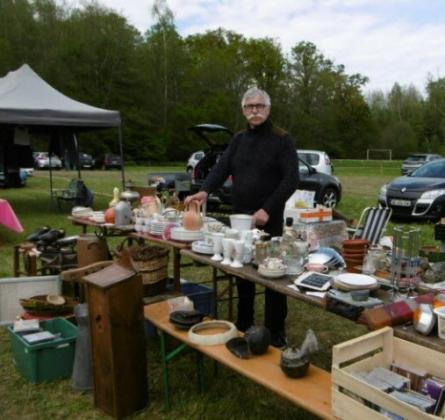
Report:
184,191,208,206
253,209,269,227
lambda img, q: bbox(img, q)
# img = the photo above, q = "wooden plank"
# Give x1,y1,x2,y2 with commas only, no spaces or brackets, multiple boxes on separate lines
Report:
130,232,190,250
332,328,392,367
393,337,445,378
332,367,436,420
332,388,387,419
180,249,325,307
145,301,333,420
394,325,445,354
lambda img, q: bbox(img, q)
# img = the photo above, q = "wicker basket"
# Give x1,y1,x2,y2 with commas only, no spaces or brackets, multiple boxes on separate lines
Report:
127,245,169,297
140,269,168,296
115,242,169,296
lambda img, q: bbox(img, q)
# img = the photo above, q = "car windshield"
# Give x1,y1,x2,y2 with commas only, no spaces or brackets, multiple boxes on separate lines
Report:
299,153,320,165
411,160,445,178
406,155,427,162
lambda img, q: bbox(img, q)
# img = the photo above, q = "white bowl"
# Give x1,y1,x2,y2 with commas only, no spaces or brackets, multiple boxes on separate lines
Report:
258,267,286,278
230,214,253,231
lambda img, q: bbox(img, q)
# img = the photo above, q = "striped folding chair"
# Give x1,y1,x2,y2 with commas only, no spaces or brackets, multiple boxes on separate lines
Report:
351,206,392,246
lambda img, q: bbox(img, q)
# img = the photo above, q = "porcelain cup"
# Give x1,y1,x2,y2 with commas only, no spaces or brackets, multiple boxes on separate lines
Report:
221,238,233,265
211,233,224,262
230,240,245,268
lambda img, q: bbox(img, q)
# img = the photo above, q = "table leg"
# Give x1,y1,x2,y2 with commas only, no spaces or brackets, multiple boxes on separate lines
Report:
159,331,189,409
160,331,171,409
13,245,20,277
173,248,181,291
212,267,218,319
196,352,204,392
228,276,234,321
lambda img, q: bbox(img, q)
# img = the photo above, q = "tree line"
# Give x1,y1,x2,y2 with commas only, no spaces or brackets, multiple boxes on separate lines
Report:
1,0,444,161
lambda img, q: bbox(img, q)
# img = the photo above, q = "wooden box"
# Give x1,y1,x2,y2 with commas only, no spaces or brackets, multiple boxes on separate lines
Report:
332,327,445,419
84,258,148,419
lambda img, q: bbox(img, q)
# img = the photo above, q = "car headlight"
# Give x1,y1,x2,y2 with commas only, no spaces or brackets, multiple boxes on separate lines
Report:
419,189,445,201
379,184,387,196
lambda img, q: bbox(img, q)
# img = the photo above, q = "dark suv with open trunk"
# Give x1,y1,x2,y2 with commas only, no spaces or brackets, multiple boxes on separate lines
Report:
190,124,342,209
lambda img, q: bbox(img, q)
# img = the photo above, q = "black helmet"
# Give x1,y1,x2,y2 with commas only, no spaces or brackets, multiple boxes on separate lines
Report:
244,326,271,355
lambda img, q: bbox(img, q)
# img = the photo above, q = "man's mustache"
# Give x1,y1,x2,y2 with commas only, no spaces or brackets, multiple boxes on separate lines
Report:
247,113,264,120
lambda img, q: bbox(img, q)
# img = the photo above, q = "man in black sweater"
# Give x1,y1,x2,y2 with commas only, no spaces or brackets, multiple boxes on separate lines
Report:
185,87,299,347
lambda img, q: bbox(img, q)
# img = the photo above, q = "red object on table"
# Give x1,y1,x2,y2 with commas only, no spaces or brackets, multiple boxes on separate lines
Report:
0,199,23,232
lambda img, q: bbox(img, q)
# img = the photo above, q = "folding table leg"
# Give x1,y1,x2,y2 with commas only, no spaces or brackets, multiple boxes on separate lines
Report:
228,276,234,321
212,267,218,318
159,331,171,409
196,351,204,392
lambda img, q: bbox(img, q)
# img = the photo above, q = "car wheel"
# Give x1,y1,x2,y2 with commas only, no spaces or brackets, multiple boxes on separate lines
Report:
320,187,338,208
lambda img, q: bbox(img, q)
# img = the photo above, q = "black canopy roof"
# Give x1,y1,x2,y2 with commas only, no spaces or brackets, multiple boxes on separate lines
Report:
0,64,121,129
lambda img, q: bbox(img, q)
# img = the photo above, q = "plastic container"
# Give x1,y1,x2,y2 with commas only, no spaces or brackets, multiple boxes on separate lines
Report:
167,296,194,313
180,282,214,315
8,318,77,383
434,306,445,339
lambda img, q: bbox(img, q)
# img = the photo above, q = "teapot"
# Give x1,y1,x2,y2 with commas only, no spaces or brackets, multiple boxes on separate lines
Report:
141,195,161,217
182,201,203,231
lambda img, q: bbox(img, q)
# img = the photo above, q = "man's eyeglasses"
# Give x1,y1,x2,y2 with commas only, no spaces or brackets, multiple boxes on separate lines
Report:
243,103,268,111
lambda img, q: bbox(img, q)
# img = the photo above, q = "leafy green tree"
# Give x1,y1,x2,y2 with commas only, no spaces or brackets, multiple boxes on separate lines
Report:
423,77,445,153
287,41,371,157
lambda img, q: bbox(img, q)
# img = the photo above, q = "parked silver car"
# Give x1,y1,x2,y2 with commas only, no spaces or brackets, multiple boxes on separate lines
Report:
401,153,442,175
297,149,333,175
34,152,62,169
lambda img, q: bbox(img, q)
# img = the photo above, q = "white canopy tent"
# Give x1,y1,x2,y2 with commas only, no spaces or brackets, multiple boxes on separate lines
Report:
0,64,125,190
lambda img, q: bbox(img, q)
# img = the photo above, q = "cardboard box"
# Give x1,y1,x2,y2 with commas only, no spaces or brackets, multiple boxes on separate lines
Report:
298,208,333,223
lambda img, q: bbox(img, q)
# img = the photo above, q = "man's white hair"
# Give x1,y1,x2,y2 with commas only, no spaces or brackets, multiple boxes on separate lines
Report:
241,87,271,107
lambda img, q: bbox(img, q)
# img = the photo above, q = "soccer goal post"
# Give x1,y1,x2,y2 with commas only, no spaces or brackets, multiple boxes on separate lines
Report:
366,149,392,160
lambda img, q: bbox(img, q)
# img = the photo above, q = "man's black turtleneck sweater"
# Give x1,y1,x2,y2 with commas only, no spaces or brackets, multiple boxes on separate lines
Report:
201,119,299,235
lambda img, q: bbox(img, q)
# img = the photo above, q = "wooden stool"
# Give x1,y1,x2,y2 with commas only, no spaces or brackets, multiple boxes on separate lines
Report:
13,243,38,277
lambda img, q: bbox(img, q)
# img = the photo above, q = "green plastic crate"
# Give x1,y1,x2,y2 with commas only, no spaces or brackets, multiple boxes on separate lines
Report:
8,318,78,383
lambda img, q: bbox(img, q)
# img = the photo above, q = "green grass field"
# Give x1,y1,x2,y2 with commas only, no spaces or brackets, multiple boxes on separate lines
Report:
0,160,438,418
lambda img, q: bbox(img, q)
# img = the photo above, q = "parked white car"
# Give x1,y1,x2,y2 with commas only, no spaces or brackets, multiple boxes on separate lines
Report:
186,150,205,173
297,149,333,175
34,152,63,169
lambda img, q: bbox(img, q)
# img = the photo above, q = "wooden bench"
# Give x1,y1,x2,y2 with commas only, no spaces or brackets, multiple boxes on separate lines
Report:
144,301,333,419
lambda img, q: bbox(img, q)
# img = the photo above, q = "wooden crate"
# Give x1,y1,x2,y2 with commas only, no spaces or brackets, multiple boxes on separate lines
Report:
332,327,445,419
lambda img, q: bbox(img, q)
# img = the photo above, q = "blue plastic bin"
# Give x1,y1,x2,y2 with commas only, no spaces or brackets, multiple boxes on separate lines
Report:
181,282,214,315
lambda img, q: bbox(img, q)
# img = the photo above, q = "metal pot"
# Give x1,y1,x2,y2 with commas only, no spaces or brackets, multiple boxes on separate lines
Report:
120,189,140,203
280,347,310,378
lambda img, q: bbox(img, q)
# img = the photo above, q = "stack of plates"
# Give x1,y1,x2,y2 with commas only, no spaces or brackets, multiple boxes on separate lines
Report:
71,206,93,218
171,227,204,242
334,273,378,291
308,247,345,269
258,267,287,279
149,221,168,236
191,240,214,255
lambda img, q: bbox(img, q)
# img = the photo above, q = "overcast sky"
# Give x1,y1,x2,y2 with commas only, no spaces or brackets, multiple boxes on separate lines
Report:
65,0,445,94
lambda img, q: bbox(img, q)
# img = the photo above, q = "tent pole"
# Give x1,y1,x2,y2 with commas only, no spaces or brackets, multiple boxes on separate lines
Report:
49,162,53,197
118,125,125,189
73,132,81,179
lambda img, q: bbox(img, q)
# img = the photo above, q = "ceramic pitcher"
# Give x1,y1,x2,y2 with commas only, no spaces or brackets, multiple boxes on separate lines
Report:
182,201,203,231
